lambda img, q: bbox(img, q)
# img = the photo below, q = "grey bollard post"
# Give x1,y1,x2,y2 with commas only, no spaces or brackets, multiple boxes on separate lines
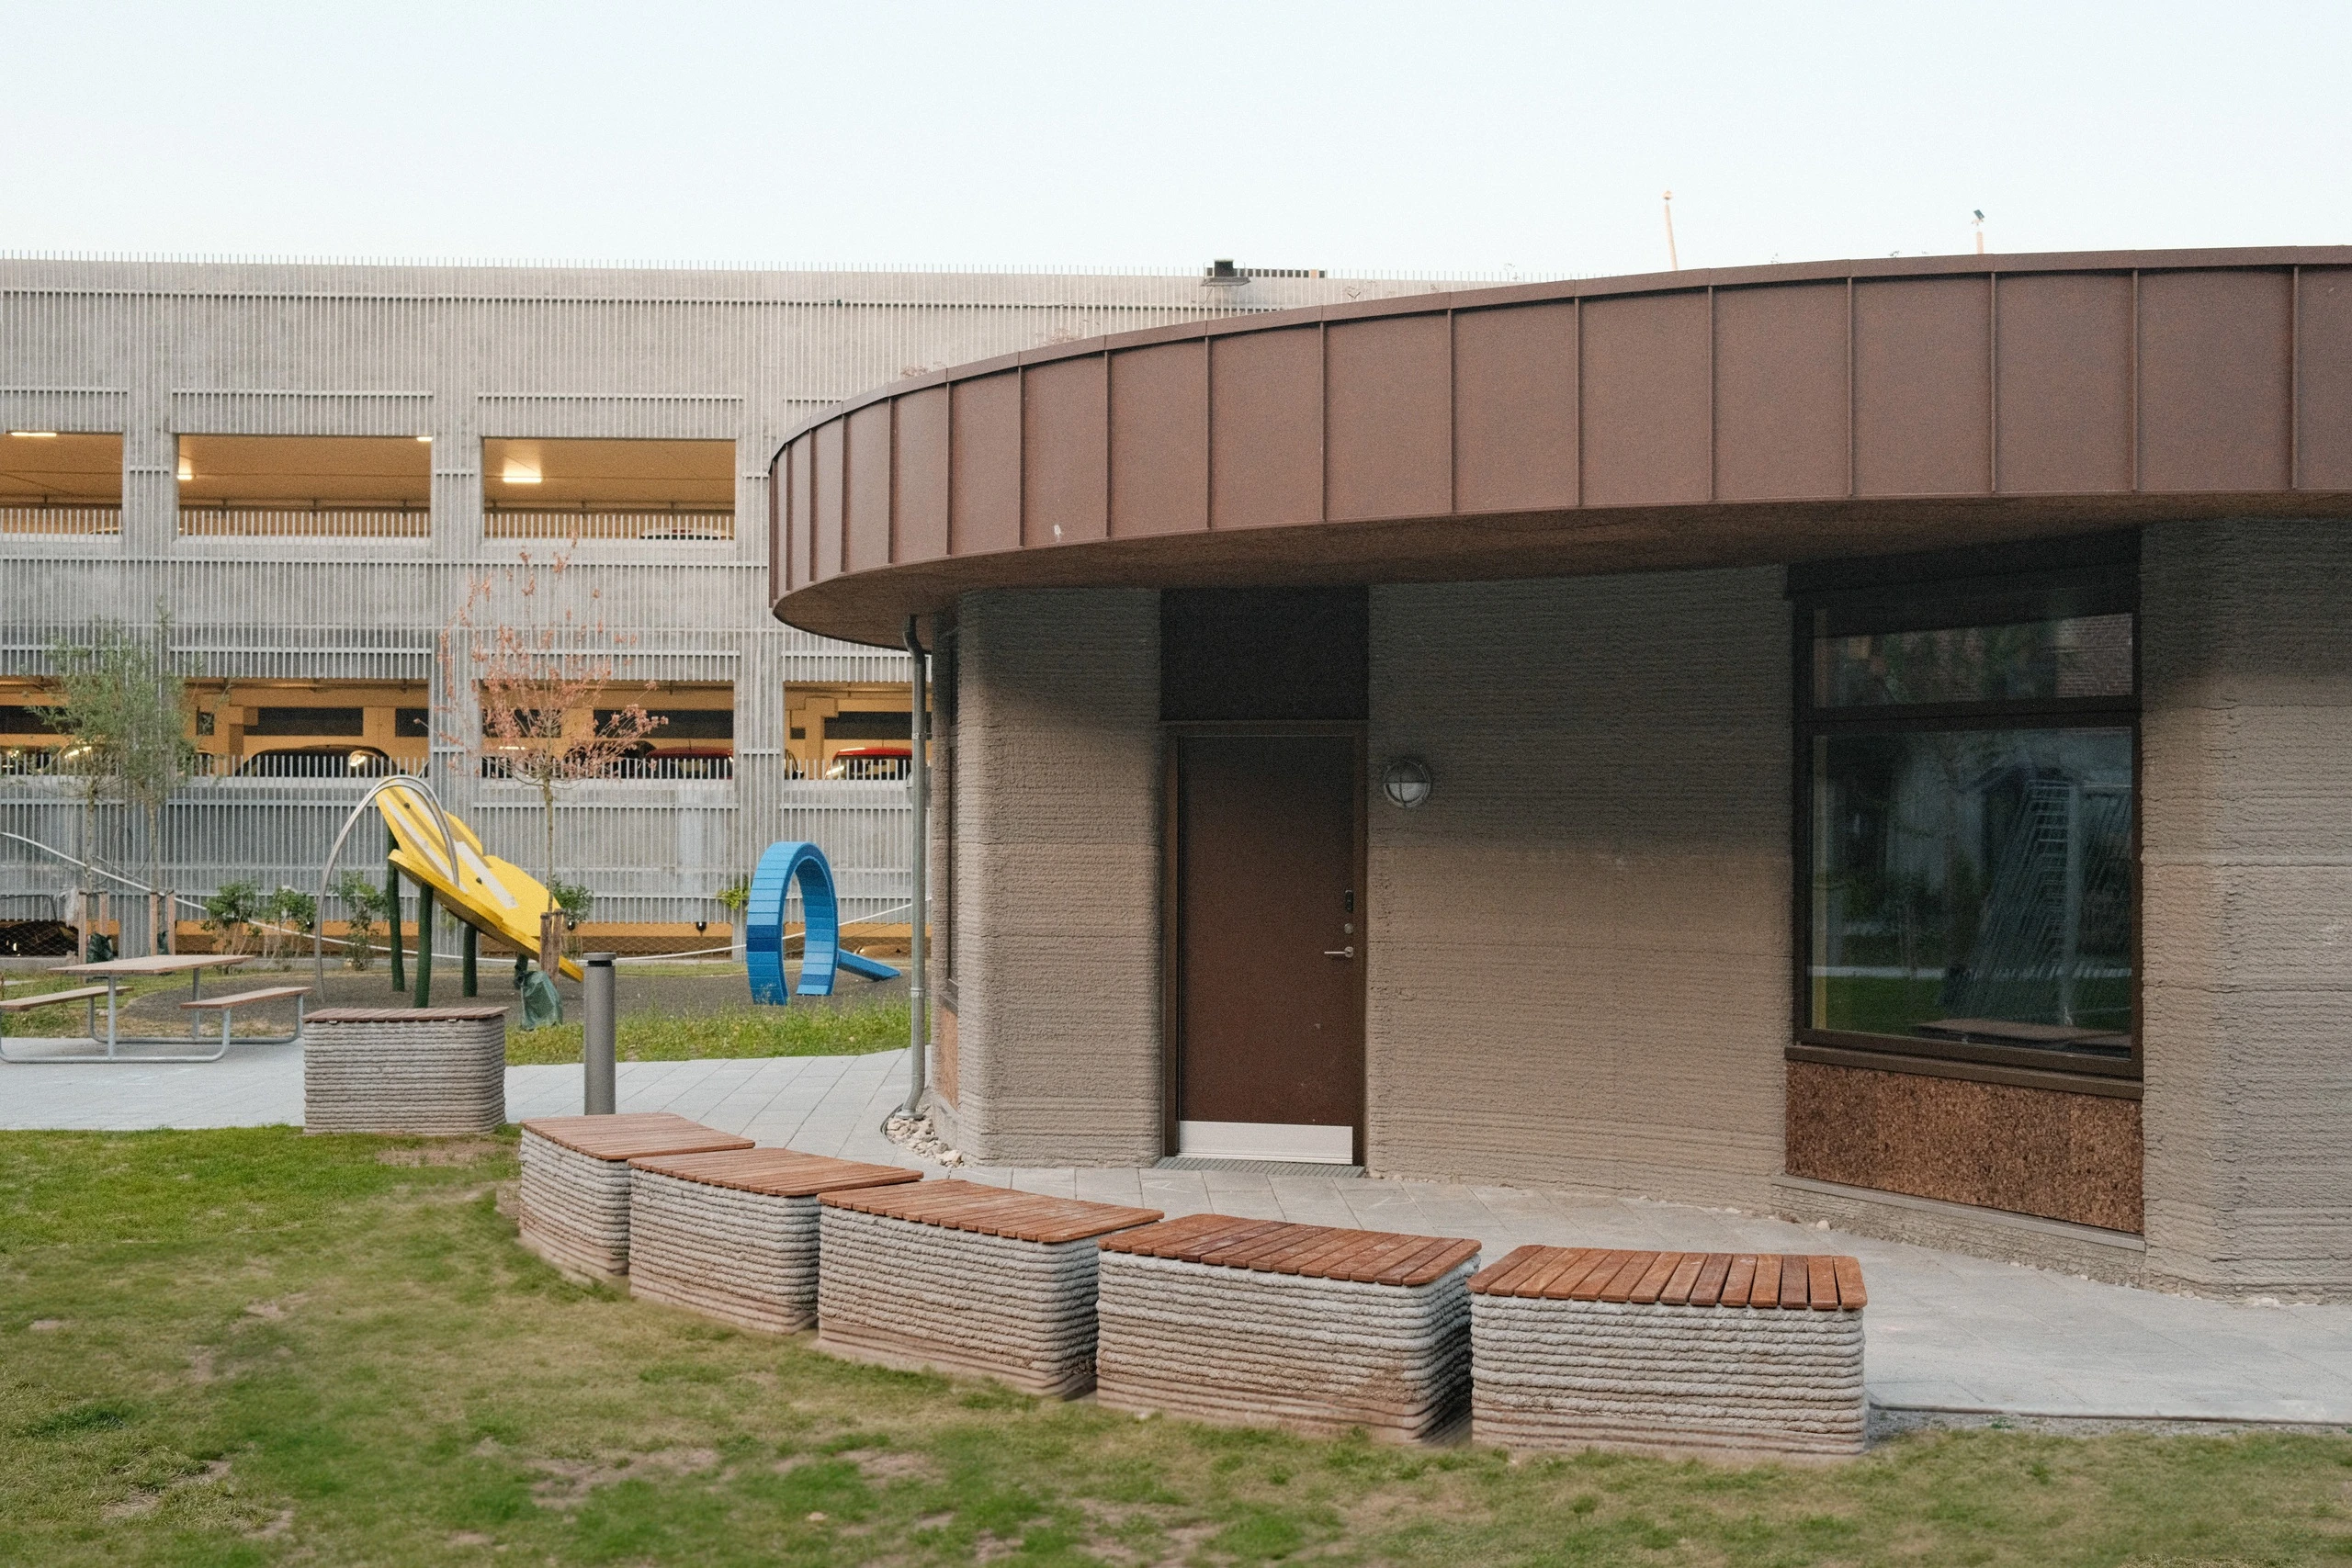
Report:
582,953,617,1114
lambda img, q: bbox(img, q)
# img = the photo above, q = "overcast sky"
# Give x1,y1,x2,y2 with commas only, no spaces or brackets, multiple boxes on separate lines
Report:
5,1,2345,280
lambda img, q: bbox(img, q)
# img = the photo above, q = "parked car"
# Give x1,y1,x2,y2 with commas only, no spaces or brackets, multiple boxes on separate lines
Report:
825,746,911,781
234,745,398,778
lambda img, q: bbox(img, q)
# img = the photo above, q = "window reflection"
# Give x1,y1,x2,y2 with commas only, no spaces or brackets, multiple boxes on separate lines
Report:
1809,728,2132,1056
1816,613,2133,707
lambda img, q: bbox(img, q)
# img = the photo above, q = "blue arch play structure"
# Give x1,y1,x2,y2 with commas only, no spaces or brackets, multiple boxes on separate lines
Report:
745,840,901,1004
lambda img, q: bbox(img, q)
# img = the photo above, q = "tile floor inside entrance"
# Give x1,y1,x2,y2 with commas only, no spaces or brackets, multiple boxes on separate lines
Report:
6,1040,2350,1429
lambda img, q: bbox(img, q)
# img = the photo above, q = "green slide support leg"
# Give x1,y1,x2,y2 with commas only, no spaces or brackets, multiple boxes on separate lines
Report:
461,921,478,998
387,857,405,993
413,883,435,1008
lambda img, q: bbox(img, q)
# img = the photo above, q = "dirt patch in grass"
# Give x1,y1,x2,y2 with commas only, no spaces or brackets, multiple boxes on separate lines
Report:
6,1126,2352,1566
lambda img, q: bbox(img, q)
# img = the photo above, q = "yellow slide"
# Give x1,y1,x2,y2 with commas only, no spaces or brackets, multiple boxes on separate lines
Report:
374,783,584,981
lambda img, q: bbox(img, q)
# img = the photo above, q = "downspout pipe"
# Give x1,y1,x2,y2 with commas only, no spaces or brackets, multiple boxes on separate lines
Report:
899,616,930,1120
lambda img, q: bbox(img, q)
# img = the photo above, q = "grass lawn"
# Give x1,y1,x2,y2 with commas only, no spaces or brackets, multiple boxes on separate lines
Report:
6,1132,2352,1565
504,1001,909,1066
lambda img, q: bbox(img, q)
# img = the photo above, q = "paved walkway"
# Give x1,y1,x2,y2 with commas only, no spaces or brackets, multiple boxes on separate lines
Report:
8,1042,2352,1428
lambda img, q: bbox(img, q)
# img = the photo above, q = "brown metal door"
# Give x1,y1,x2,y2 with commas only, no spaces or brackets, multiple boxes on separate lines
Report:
1171,731,1363,1158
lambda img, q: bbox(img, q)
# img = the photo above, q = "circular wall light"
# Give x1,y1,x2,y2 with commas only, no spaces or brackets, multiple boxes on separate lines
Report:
1381,756,1433,809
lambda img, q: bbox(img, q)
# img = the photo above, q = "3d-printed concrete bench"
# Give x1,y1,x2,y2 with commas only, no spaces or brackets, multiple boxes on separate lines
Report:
1094,1213,1484,1442
516,1112,753,1282
817,1180,1163,1396
626,1147,922,1333
303,1005,508,1134
1469,1247,1868,1456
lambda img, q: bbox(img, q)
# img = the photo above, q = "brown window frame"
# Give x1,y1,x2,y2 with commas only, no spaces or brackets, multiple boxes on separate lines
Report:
1788,535,2142,1092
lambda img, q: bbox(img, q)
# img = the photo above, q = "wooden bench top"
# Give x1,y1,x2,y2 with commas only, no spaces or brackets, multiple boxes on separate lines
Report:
818,1179,1162,1245
629,1146,922,1198
0,986,109,1011
1467,1246,1866,1311
520,1112,754,1162
183,985,310,1010
309,1006,512,1024
1099,1212,1483,1289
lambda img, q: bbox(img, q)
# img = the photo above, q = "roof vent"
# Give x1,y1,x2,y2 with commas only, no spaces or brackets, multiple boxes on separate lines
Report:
1201,261,1328,286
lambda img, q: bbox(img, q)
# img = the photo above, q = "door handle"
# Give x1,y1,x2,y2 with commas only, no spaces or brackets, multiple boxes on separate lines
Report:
1322,946,1354,959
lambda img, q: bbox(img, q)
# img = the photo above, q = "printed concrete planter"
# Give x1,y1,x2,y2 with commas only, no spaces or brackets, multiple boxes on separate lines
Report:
302,1005,508,1135
627,1148,921,1332
516,1112,752,1283
1095,1214,1483,1443
817,1180,1162,1397
1469,1247,1868,1456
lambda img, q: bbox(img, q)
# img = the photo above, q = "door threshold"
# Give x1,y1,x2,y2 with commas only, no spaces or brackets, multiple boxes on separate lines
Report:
1154,1156,1366,1178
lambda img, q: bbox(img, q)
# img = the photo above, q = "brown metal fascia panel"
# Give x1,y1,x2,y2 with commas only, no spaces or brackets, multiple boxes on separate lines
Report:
1325,313,1451,523
893,385,950,564
1713,281,1848,502
844,401,894,574
1208,327,1322,531
770,248,2352,452
1994,272,2133,495
2296,267,2352,490
1579,290,1711,507
1021,353,1109,548
948,372,1022,557
812,420,845,583
1452,299,1577,514
1852,276,1993,498
2137,269,2293,493
1108,340,1209,538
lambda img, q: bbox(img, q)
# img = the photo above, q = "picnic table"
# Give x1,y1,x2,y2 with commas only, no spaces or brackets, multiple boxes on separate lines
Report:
0,953,272,1064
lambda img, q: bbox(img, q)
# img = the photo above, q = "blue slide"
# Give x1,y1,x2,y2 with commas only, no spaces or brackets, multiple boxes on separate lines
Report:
743,840,902,1004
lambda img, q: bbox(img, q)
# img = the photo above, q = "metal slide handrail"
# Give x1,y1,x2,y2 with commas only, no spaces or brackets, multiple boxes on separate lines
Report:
311,775,462,1001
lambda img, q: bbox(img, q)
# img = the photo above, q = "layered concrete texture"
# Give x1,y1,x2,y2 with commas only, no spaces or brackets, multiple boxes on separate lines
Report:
1364,571,1790,1206
933,589,1161,1165
1784,1062,2143,1234
2142,519,2352,1297
301,1007,506,1134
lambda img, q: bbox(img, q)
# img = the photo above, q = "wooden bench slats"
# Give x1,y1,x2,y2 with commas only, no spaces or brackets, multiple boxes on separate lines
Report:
628,1147,922,1198
817,1179,1162,1245
520,1112,754,1162
1659,1252,1707,1307
182,985,310,1010
1629,1252,1681,1304
1102,1215,1479,1289
1467,1245,1864,1311
1833,1254,1869,1309
0,986,109,1011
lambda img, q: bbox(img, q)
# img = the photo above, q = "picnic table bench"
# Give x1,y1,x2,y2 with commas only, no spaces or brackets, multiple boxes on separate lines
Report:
1468,1246,1868,1455
182,984,310,1053
0,953,260,1063
1094,1213,1483,1442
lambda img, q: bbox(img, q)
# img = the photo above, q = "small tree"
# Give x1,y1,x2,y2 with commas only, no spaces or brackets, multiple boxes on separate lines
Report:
263,885,316,963
330,870,386,970
203,879,263,955
439,550,663,894
40,614,194,954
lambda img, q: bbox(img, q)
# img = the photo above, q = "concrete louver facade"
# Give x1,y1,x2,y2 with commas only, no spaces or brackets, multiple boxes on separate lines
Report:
0,257,1458,930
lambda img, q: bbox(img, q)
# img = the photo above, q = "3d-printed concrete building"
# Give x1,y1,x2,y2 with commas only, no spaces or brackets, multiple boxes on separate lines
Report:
773,247,2352,1298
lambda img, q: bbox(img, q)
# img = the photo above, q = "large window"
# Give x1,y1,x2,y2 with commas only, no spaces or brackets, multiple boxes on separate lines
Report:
1794,541,2138,1080
176,435,431,538
481,438,733,542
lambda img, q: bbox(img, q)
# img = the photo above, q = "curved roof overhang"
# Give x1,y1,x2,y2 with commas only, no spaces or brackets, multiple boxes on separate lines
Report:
771,248,2352,647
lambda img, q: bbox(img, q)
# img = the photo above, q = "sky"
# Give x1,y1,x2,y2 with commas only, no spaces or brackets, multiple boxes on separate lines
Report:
3,0,2346,281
